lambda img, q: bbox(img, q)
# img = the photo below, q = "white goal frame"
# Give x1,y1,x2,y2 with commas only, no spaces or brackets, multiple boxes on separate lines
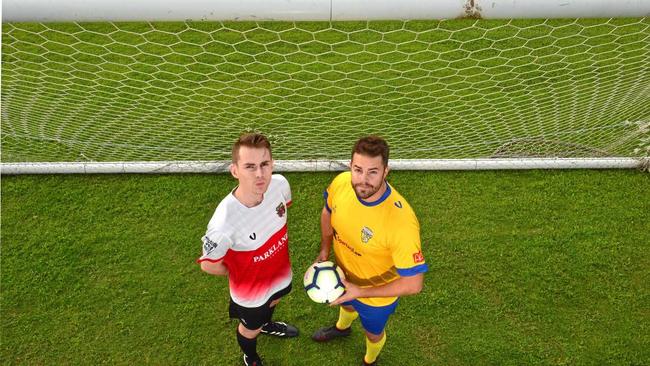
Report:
4,0,649,22
2,0,649,174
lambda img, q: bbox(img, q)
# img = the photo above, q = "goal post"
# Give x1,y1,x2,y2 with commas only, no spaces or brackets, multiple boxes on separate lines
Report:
0,158,643,175
4,0,649,22
2,1,649,174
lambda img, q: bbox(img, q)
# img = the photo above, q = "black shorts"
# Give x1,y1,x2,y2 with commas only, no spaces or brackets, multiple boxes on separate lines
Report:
229,284,292,330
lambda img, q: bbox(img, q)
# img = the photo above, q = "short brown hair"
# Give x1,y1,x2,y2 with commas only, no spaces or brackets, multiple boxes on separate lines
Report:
232,133,272,163
352,135,389,166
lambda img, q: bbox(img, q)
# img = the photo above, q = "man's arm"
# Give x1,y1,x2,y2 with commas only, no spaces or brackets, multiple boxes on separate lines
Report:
200,260,229,276
317,206,333,262
330,273,424,305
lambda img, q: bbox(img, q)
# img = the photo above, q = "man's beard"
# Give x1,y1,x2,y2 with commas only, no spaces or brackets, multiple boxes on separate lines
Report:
353,182,381,200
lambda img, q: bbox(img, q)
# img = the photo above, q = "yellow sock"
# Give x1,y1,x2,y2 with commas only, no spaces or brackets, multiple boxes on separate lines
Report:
335,307,358,330
364,332,386,364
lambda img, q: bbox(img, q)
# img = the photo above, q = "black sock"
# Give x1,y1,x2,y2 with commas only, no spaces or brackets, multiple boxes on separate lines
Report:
236,328,259,361
268,305,276,323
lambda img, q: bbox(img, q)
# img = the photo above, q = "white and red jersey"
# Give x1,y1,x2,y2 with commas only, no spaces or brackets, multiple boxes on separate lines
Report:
198,174,293,308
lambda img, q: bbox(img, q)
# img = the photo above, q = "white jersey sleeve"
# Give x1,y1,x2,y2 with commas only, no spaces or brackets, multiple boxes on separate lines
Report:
199,230,231,262
274,174,292,207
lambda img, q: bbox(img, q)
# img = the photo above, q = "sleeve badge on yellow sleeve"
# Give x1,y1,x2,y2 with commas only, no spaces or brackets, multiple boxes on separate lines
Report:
413,251,425,263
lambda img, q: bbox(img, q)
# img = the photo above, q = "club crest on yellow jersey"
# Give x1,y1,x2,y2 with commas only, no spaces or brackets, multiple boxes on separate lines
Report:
361,226,374,244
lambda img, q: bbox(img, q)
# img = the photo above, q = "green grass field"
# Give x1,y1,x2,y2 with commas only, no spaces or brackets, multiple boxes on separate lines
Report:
3,18,649,162
2,170,648,365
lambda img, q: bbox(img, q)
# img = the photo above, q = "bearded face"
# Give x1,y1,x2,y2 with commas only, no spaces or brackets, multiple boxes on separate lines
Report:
350,153,388,201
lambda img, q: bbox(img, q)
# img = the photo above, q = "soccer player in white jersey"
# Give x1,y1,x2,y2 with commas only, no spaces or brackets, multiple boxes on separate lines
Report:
198,133,298,366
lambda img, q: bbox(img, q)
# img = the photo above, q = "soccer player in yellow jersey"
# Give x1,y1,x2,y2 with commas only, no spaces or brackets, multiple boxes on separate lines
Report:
311,136,428,366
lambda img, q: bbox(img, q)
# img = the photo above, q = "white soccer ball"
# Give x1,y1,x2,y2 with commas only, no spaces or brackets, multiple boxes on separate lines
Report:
303,261,346,304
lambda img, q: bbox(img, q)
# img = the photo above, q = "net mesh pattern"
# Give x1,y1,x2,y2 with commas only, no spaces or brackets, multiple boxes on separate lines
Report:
2,19,649,162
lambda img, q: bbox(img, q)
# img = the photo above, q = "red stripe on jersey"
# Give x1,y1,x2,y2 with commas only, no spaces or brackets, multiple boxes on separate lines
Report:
224,224,291,303
196,256,224,264
286,200,293,208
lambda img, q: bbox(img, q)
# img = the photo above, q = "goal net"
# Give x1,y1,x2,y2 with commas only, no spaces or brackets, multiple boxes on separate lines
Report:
2,16,649,171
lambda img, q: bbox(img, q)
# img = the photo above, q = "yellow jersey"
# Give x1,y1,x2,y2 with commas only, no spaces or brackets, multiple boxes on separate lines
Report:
325,172,427,307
